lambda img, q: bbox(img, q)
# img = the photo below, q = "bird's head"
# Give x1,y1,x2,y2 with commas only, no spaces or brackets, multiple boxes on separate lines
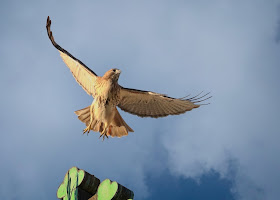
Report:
103,68,121,82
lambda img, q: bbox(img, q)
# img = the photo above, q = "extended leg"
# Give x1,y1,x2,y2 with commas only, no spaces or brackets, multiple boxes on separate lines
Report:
83,104,94,134
99,126,111,141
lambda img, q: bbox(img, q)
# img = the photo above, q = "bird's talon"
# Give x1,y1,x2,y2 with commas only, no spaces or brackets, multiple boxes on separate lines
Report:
99,130,108,141
102,134,108,141
83,126,91,134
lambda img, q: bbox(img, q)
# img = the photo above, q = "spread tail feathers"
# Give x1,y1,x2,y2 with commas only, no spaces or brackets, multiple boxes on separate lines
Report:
74,106,134,138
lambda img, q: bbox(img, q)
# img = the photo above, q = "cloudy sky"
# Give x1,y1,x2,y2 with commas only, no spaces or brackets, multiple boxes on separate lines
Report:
1,1,280,199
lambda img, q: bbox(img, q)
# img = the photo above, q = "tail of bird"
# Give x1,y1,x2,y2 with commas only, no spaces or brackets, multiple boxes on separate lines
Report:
74,106,134,138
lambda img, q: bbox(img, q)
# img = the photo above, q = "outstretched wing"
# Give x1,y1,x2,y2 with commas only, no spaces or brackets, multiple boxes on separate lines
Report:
118,87,211,118
46,16,97,96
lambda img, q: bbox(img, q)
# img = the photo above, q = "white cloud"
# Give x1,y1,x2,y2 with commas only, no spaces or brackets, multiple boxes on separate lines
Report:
160,1,280,199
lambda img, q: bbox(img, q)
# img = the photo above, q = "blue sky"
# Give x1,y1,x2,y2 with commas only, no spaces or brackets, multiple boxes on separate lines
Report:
1,1,280,199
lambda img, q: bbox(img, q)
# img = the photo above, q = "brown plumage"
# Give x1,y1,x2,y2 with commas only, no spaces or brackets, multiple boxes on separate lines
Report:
46,16,211,140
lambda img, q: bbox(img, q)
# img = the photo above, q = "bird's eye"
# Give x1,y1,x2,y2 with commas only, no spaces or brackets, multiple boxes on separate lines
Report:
113,69,116,72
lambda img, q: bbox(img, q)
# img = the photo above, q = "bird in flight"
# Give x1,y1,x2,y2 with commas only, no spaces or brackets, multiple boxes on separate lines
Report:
46,16,211,140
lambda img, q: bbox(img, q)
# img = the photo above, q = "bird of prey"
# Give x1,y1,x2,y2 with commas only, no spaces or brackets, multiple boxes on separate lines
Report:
46,16,210,140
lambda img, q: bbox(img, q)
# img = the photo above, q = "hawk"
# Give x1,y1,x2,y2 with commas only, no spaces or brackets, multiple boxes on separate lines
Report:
46,16,210,140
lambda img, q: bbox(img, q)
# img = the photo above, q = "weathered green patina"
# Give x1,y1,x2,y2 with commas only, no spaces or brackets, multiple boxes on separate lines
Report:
57,167,85,200
57,167,133,200
97,179,118,200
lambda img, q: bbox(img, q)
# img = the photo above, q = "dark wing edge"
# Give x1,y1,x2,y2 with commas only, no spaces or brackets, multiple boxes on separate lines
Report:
118,86,211,118
46,16,98,96
46,16,97,77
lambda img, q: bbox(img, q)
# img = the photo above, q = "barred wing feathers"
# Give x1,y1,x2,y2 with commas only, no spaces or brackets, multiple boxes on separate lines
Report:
118,87,210,118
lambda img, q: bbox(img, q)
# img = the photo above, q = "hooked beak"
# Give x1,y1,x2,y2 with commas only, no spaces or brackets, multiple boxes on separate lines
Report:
116,69,121,74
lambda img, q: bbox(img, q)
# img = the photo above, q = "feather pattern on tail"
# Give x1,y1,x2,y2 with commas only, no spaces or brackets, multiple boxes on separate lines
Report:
74,106,134,138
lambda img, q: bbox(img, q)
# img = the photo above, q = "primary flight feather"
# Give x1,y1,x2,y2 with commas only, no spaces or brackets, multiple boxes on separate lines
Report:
46,16,210,140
